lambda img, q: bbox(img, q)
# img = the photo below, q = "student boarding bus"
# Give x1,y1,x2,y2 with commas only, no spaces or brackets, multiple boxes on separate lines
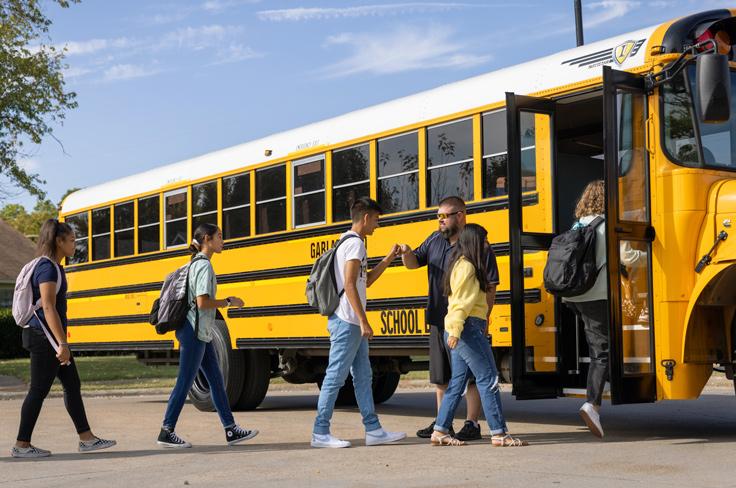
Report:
60,9,736,410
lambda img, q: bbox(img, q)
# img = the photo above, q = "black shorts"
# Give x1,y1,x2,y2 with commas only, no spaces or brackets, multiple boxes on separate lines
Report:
428,325,476,386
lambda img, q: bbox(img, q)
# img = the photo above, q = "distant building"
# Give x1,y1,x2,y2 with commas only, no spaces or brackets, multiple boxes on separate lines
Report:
0,219,36,308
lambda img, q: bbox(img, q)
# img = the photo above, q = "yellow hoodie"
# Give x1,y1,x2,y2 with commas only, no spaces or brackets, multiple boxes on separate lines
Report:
444,256,489,338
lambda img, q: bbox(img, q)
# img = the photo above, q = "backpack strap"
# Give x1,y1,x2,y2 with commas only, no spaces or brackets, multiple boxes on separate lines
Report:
588,216,605,229
186,255,208,339
332,234,362,299
32,257,63,311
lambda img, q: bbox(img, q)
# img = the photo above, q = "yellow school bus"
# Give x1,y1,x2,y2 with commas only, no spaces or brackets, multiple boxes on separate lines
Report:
61,9,736,410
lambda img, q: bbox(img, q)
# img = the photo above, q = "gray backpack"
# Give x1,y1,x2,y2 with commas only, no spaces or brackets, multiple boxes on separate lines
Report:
305,234,360,316
12,256,62,328
149,256,206,335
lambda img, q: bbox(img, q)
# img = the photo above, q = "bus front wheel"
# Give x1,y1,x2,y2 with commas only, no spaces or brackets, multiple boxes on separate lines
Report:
317,371,401,406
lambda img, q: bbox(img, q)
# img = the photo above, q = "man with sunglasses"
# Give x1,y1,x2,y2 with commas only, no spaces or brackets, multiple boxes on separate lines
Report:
399,196,499,441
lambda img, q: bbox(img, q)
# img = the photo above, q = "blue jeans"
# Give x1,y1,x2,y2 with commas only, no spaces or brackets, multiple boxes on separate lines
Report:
313,315,381,435
435,317,508,435
162,321,235,430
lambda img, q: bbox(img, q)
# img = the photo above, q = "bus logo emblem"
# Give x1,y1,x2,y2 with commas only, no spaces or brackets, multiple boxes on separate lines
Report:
613,40,636,65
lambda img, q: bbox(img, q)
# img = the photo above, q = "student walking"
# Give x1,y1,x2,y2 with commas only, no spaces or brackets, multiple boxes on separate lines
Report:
311,197,406,448
157,223,257,448
431,224,526,447
11,219,116,458
399,196,499,441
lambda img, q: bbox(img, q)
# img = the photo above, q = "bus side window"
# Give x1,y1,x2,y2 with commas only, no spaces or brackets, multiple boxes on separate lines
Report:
293,155,325,228
192,180,217,236
164,189,188,248
138,195,160,253
333,144,370,222
427,117,474,206
114,201,134,257
65,212,88,264
91,207,111,261
256,164,286,234
482,110,509,198
377,131,419,213
222,172,250,239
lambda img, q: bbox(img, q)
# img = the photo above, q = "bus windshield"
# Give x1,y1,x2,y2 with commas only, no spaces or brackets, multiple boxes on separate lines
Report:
663,65,736,170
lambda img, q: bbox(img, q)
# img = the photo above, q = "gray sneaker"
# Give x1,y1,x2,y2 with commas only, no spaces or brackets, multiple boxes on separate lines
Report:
11,445,51,458
79,437,117,453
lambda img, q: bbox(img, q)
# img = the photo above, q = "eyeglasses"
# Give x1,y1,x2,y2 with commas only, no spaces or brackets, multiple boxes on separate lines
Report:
437,211,462,220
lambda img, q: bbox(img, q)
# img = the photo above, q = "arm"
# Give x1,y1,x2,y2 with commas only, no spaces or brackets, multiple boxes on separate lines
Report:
196,295,243,309
38,282,69,364
400,244,420,269
444,261,480,342
344,259,372,339
367,244,399,287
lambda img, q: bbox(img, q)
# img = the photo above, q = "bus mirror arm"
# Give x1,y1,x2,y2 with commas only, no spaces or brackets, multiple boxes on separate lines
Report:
645,40,717,93
695,230,728,273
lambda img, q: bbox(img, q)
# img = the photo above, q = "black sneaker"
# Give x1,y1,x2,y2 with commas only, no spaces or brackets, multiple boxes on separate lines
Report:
225,425,259,446
416,421,454,439
157,428,192,448
455,420,482,441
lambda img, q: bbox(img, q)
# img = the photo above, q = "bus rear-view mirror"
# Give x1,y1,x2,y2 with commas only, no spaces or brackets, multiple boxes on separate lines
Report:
696,52,731,123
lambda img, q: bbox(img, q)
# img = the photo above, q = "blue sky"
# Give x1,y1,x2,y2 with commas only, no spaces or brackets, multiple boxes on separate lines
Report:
4,0,734,209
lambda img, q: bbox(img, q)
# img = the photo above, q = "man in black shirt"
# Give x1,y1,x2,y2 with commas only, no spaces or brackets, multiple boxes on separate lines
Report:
399,196,499,441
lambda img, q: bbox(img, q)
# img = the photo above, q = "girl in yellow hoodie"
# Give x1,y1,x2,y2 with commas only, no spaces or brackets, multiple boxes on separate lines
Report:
430,224,526,447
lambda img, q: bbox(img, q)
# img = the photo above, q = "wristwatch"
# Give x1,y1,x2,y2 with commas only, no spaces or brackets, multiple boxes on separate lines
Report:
225,297,232,307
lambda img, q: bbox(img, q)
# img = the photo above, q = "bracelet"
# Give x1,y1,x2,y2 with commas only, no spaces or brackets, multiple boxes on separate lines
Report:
59,342,69,346
225,297,232,307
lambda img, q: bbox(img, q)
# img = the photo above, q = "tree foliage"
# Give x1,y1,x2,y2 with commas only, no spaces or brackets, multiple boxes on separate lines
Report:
0,198,56,238
0,0,78,200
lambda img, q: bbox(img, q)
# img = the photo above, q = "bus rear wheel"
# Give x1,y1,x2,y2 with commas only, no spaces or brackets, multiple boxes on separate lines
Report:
188,319,245,412
233,350,270,411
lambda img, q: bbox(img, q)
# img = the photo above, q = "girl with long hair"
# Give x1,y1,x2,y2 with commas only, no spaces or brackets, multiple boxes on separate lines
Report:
430,223,526,447
11,219,116,458
157,223,258,448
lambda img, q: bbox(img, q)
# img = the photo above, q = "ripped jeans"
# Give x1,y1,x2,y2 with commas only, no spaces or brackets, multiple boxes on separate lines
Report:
434,316,508,435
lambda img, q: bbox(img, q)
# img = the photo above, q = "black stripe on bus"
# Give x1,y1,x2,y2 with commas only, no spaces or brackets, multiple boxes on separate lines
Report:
236,336,429,349
65,289,541,327
65,194,537,274
66,242,513,299
70,340,174,352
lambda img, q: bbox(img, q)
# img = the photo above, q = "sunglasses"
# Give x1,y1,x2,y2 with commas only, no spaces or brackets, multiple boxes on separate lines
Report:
437,210,462,220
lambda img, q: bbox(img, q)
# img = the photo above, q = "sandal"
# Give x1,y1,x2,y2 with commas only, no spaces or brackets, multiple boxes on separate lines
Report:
430,432,466,446
491,434,527,447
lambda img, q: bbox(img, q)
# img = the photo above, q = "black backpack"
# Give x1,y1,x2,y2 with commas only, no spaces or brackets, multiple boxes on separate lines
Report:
543,217,604,297
149,256,206,335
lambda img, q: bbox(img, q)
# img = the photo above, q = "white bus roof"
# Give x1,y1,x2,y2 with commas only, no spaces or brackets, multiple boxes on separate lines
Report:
61,24,658,214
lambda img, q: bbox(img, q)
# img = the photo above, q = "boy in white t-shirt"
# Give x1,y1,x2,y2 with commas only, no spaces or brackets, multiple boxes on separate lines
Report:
311,197,407,448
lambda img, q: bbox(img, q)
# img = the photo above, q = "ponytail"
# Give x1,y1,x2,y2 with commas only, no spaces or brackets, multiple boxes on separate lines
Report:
190,223,219,258
36,219,73,258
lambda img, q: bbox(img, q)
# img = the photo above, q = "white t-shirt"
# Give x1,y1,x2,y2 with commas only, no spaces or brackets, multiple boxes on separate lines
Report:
333,231,367,326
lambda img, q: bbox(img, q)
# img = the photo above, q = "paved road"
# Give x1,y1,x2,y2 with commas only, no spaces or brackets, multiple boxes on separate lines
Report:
2,385,736,487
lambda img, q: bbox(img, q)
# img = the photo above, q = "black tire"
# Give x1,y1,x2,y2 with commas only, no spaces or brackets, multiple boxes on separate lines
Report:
233,350,271,411
317,371,401,406
188,319,245,412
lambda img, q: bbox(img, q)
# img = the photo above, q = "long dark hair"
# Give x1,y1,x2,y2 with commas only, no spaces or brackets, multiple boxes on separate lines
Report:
37,219,74,258
189,223,219,257
444,223,488,296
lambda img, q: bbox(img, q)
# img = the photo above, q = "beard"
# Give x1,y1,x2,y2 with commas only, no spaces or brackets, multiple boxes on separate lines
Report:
440,224,459,240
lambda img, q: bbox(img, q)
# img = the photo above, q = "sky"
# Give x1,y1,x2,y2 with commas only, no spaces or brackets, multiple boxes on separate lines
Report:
3,0,735,210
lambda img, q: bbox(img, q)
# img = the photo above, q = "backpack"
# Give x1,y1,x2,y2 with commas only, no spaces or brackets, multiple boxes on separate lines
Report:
305,234,361,316
543,216,605,297
149,256,206,335
12,256,63,328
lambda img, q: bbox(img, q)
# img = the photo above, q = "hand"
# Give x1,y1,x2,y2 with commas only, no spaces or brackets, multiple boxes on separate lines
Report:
447,336,459,349
227,297,244,308
360,321,374,340
399,244,412,256
56,344,71,364
386,244,400,261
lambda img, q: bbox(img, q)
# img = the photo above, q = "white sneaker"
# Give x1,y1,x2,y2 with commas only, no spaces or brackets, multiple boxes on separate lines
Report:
311,433,351,448
365,428,407,446
11,445,51,458
579,402,604,438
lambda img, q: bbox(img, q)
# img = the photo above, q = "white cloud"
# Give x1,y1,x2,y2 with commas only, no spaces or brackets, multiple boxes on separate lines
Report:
202,0,261,12
103,64,159,82
211,44,262,64
258,3,477,22
158,24,243,50
586,1,641,28
319,25,490,78
58,37,133,56
17,158,40,172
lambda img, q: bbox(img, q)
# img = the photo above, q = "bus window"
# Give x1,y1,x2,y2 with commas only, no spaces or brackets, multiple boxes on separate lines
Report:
114,201,134,257
482,110,508,197
91,207,111,261
332,144,370,222
256,164,286,234
427,117,473,206
65,212,88,264
293,155,325,227
222,173,250,239
377,131,418,213
192,180,217,236
164,189,188,248
138,195,160,253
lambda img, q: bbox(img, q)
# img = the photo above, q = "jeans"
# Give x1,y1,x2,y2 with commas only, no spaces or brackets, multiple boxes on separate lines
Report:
568,300,609,406
162,320,234,430
17,327,90,442
435,317,508,435
313,314,381,435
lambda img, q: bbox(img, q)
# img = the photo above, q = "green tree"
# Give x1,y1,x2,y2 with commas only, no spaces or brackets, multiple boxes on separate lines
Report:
0,198,57,239
0,0,79,201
